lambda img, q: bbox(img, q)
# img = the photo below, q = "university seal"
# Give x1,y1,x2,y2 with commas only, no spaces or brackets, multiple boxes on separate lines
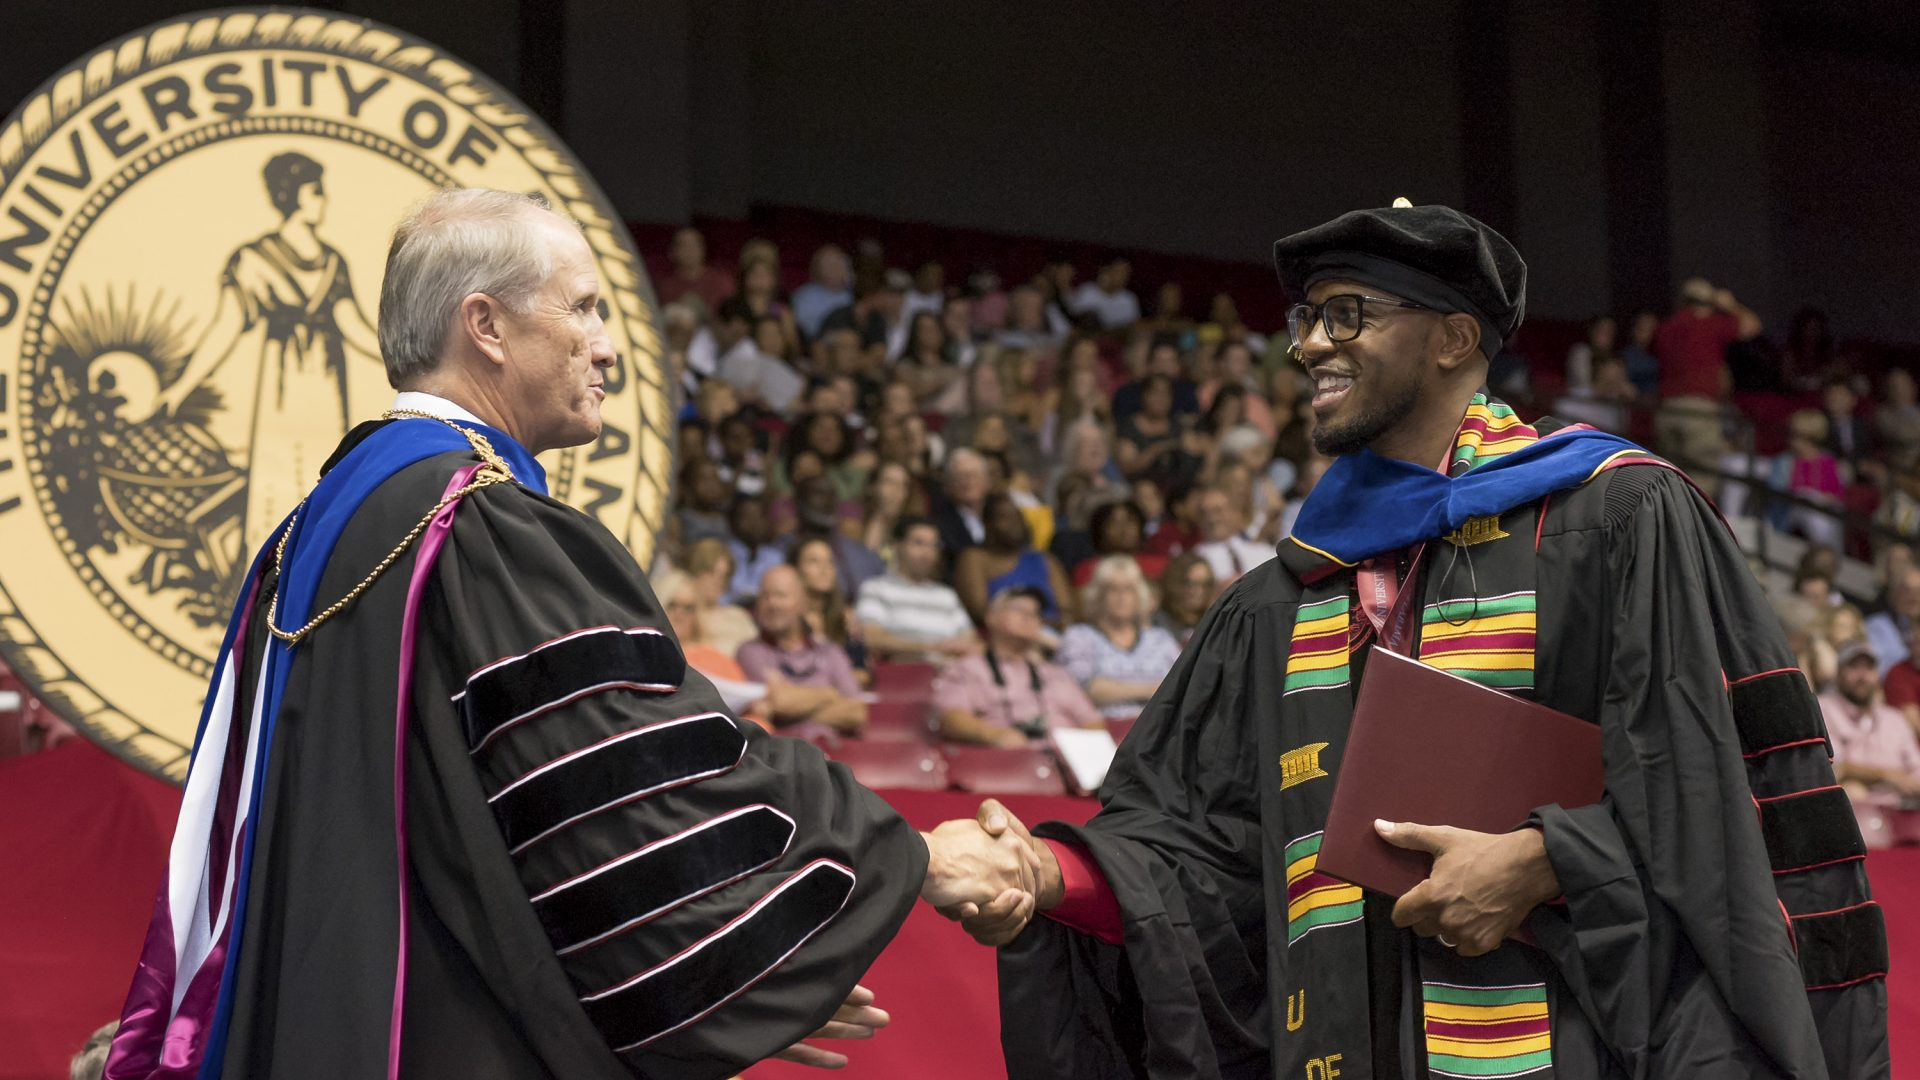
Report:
0,9,671,780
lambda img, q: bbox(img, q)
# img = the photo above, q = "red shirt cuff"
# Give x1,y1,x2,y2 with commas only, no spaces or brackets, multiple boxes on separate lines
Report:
1040,838,1123,946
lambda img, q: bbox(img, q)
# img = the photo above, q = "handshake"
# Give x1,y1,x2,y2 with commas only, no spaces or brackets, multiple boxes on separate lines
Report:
918,799,1062,946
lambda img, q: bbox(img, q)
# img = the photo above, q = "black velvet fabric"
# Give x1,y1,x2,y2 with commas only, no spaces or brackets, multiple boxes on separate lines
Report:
1272,203,1528,355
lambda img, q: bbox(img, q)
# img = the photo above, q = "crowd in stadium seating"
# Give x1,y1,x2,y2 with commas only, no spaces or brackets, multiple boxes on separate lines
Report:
646,223,1920,798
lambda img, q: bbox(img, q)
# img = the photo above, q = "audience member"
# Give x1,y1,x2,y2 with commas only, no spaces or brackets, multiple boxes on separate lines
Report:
737,257,801,357
902,259,947,323
932,586,1104,747
1881,621,1920,730
725,494,787,603
1197,341,1276,438
1782,307,1836,391
789,536,865,666
1113,338,1200,425
966,268,1008,335
899,310,962,406
791,243,854,340
1772,410,1847,550
997,284,1062,350
1193,487,1273,583
1821,640,1920,799
1821,375,1877,469
1068,499,1168,586
714,412,768,497
790,474,883,595
855,516,979,663
941,297,979,369
1155,552,1215,644
69,1020,117,1080
1653,278,1762,470
677,538,760,658
1069,254,1141,330
655,225,732,312
1569,314,1617,395
1114,374,1197,481
931,448,992,569
715,298,805,412
1877,463,1920,545
1144,481,1203,557
1866,567,1920,677
858,460,922,560
737,566,867,734
676,457,733,546
1057,556,1183,720
1620,309,1661,396
656,568,769,722
954,493,1074,628
1875,368,1920,468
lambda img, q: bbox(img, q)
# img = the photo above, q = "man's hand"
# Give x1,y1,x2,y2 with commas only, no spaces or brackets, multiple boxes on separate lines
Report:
1378,819,1560,957
990,726,1030,749
921,807,1040,911
945,801,1062,946
771,983,889,1069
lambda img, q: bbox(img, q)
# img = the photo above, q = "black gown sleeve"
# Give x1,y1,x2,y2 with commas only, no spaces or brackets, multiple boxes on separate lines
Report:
406,481,927,1080
1528,466,1887,1078
998,574,1273,1080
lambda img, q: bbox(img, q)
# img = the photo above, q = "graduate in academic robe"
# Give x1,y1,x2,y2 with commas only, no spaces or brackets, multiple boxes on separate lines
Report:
105,189,1039,1080
951,204,1889,1078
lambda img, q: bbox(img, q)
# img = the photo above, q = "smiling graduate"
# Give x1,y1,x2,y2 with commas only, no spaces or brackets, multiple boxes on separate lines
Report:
960,202,1888,1079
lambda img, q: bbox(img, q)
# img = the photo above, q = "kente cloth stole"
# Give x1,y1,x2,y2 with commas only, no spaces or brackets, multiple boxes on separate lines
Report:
1271,406,1559,1079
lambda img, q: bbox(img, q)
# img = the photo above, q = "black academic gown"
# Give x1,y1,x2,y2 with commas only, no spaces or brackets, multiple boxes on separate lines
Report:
1000,462,1888,1079
216,433,926,1079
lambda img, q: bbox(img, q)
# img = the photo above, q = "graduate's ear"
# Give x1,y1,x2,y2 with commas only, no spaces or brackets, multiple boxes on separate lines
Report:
1435,313,1481,374
458,292,510,368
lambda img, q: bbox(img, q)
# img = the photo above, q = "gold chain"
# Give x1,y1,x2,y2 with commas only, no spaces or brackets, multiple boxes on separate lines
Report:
264,412,516,645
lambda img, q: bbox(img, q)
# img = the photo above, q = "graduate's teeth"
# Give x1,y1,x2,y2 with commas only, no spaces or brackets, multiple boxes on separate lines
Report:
1313,373,1353,407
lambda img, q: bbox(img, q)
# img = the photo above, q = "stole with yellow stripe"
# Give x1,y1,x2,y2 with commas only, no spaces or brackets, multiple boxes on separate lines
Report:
1271,421,1558,1078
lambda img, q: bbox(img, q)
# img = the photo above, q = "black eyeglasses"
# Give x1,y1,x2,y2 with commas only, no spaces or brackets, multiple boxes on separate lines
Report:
1287,294,1429,353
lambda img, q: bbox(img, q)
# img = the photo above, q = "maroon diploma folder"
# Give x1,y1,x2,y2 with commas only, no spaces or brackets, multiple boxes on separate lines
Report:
1317,646,1606,897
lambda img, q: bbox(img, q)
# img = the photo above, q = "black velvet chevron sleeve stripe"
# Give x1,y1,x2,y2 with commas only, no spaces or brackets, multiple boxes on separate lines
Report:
488,711,748,854
1791,901,1890,990
582,860,858,1054
532,804,798,955
1728,669,1830,758
456,626,686,752
1758,785,1869,873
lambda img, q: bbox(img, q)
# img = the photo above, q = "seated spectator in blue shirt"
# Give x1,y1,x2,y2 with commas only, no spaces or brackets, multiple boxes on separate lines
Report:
791,243,853,341
724,493,789,603
1056,556,1182,720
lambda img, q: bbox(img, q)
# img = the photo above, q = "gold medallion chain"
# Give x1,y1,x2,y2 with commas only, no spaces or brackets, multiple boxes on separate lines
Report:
264,412,517,645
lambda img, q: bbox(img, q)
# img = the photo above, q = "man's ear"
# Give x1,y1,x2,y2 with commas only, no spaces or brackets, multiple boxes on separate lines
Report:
459,292,509,367
1434,313,1482,373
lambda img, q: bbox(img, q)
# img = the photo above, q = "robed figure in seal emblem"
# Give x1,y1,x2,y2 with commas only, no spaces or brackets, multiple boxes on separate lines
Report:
159,151,382,552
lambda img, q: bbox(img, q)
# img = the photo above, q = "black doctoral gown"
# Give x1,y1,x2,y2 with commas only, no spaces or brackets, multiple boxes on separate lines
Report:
999,460,1888,1078
215,431,927,1079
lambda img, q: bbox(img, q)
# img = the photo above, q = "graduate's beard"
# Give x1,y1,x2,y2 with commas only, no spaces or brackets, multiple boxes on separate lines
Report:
1312,374,1424,457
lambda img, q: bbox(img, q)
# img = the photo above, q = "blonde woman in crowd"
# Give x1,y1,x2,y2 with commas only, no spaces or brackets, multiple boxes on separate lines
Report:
680,537,759,656
1055,555,1182,721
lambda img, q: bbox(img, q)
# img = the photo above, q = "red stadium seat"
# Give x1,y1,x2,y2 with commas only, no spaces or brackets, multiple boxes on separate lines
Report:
942,745,1068,796
871,662,938,699
865,700,935,743
1105,717,1136,744
828,740,949,790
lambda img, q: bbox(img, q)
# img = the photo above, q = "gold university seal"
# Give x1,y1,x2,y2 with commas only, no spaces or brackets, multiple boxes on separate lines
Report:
0,10,672,780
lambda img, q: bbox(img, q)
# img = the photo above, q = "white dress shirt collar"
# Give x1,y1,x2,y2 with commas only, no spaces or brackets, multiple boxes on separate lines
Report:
390,390,487,427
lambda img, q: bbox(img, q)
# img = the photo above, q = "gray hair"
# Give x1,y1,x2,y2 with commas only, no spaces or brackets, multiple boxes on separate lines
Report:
377,188,573,387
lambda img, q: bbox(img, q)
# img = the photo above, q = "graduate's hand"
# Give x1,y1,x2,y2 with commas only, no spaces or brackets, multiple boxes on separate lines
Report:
771,983,890,1069
1378,819,1561,957
919,811,1039,912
